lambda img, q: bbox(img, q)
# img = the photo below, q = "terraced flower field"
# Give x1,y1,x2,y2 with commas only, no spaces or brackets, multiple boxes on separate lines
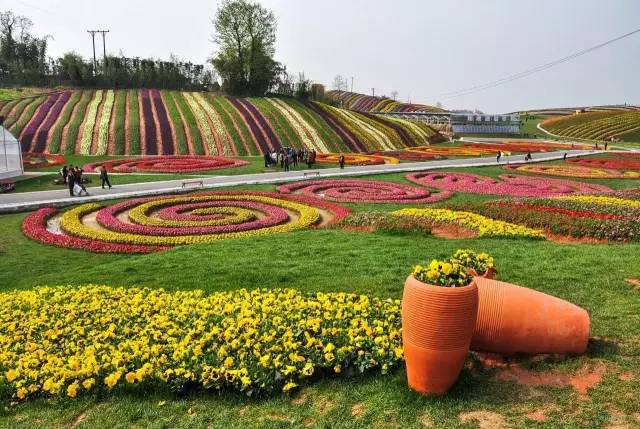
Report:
0,90,443,156
540,110,640,141
326,90,443,113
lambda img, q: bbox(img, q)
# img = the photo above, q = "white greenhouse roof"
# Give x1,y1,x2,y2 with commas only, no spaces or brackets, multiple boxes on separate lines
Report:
0,126,24,181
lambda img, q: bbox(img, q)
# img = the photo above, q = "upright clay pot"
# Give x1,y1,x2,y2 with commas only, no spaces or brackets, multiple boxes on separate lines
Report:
402,275,478,395
471,277,590,355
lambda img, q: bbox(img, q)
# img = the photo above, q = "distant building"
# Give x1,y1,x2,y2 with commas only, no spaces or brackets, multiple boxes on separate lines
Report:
0,125,24,180
450,113,520,134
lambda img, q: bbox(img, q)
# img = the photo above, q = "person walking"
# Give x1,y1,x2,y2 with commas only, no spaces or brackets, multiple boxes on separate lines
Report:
604,142,608,151
339,153,345,169
496,151,502,163
563,152,567,161
61,165,68,184
75,167,89,196
292,148,298,168
67,166,76,196
100,166,112,189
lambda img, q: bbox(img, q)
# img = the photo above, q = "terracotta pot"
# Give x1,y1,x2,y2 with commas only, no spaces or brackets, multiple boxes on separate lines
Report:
402,275,478,395
471,277,590,355
467,267,497,279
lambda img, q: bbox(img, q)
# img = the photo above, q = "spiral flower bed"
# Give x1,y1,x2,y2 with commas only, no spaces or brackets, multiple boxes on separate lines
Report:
83,156,249,173
22,192,350,253
504,164,640,179
22,152,66,168
277,179,453,203
0,286,402,400
405,172,613,197
314,153,398,166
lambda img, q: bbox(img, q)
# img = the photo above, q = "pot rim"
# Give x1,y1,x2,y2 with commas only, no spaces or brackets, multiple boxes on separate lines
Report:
406,274,477,292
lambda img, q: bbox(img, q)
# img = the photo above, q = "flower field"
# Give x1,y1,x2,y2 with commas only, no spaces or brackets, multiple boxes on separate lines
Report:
277,179,453,203
405,172,613,197
326,90,442,113
392,208,545,239
455,193,640,241
0,286,402,400
22,192,350,253
83,156,249,173
505,164,640,179
540,110,640,141
21,152,65,168
0,90,444,156
314,153,398,166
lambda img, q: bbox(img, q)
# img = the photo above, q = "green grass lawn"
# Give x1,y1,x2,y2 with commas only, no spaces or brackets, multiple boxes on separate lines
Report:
1,165,640,428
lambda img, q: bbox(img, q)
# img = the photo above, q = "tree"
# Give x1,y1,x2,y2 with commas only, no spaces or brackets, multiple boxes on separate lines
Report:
211,0,280,96
390,90,398,101
332,74,347,92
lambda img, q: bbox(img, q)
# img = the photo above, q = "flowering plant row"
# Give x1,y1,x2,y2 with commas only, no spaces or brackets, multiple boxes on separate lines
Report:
22,152,66,169
278,179,453,204
567,156,640,171
392,208,545,239
464,140,594,153
454,196,640,242
83,156,249,173
406,172,612,197
315,153,398,166
23,192,350,253
0,286,403,401
541,110,640,140
504,164,640,179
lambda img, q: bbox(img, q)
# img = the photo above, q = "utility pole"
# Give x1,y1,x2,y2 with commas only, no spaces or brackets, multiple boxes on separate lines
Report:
350,77,353,93
87,29,109,73
372,88,375,97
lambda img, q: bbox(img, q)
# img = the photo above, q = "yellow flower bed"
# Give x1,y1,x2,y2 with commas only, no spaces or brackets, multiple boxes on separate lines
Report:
393,208,544,239
0,286,403,401
553,195,640,208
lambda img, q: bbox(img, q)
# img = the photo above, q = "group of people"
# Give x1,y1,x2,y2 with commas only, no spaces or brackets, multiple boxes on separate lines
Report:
60,165,112,197
264,147,318,171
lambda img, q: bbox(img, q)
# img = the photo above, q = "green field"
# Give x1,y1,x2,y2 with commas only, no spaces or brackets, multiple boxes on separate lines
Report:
1,161,640,428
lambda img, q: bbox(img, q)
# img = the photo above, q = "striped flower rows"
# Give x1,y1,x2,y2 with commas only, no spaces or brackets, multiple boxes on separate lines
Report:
326,90,442,113
541,111,640,141
1,90,442,156
22,192,350,253
504,164,640,179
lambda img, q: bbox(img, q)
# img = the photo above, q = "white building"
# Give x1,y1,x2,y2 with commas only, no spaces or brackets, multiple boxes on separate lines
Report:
0,126,24,180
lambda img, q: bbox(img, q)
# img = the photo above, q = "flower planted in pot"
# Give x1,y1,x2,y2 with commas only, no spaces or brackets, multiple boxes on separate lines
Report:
402,259,478,395
451,249,496,278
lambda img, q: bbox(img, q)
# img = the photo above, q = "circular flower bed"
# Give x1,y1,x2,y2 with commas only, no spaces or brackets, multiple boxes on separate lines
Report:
405,172,613,197
83,156,249,173
504,164,640,179
22,152,66,168
22,192,350,253
277,179,453,203
0,286,402,400
314,153,398,166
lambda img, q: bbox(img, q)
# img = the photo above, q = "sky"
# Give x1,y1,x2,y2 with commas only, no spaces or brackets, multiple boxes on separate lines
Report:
3,0,640,113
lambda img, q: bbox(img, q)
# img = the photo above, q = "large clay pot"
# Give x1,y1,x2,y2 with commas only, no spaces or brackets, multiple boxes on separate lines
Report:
468,267,497,279
402,275,478,395
471,277,590,355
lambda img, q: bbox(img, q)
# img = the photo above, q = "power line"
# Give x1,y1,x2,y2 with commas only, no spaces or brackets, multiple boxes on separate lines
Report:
431,27,640,101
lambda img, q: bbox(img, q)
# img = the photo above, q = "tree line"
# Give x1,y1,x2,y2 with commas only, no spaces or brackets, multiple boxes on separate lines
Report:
0,2,320,97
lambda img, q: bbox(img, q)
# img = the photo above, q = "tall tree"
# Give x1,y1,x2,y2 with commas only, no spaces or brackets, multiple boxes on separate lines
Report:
211,0,280,96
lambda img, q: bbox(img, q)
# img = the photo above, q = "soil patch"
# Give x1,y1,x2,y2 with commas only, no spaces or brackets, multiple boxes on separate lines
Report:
431,223,476,239
351,403,365,418
459,411,509,429
545,232,611,245
625,278,640,291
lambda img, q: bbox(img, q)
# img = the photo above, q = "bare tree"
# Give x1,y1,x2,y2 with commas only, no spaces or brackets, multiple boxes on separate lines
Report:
390,90,398,101
332,74,347,92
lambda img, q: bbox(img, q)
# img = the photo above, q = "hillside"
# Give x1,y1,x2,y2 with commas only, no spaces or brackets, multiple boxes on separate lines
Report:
0,89,442,156
326,90,443,113
540,110,640,141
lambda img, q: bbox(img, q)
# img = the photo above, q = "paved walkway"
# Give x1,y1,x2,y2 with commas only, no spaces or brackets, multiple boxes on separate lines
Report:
0,149,613,213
